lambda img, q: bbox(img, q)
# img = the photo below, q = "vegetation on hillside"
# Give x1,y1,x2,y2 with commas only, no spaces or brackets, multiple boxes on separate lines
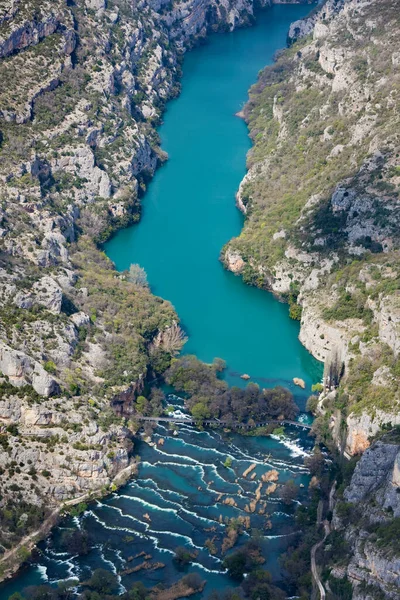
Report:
224,0,400,426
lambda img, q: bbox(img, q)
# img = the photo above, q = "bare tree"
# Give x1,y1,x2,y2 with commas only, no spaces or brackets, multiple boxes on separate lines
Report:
127,263,148,287
151,323,188,355
79,209,107,238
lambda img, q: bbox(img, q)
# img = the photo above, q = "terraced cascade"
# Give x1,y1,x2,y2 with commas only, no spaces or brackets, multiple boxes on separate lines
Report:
1,400,314,596
1,5,323,598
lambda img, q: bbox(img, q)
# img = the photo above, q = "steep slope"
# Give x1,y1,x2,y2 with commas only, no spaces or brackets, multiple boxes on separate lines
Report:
327,435,400,599
224,0,400,457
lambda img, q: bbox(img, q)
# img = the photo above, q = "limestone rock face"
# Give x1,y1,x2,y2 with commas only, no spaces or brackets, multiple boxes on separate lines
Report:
225,0,400,465
331,440,400,598
344,442,400,507
0,1,73,59
224,249,245,273
70,311,91,328
0,395,134,503
0,342,58,397
0,343,33,388
52,146,111,200
376,294,400,356
345,413,400,457
85,0,106,12
32,276,63,314
32,366,60,397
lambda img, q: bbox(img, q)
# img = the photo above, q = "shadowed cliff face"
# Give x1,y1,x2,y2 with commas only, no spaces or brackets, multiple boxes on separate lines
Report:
223,0,400,457
329,438,400,599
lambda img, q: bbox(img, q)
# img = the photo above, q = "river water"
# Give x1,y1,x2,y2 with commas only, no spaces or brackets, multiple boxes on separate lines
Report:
2,5,323,598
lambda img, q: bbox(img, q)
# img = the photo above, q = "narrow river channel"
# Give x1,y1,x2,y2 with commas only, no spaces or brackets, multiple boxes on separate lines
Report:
105,4,320,394
2,5,323,598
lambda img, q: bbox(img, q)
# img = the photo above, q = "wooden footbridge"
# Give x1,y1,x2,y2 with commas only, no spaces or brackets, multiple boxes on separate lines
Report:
135,416,312,430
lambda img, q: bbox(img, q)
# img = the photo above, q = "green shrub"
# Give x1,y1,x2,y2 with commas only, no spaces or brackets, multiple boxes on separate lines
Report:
43,360,57,374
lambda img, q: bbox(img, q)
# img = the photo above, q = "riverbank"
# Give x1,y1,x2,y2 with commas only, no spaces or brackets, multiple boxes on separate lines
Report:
0,462,139,584
222,0,400,457
105,3,320,396
0,415,317,598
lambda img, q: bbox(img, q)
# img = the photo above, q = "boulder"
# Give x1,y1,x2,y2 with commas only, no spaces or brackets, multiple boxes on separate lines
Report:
0,341,58,397
293,377,306,389
32,276,63,314
32,366,59,397
70,311,91,328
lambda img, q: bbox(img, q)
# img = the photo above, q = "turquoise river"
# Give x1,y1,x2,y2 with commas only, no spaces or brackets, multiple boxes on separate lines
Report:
1,4,324,599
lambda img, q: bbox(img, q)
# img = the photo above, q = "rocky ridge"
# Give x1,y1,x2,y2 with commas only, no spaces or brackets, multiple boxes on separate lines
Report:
223,0,400,457
327,437,400,598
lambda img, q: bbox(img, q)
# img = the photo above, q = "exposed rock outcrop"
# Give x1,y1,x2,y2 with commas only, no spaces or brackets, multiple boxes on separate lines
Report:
330,438,400,599
224,0,400,456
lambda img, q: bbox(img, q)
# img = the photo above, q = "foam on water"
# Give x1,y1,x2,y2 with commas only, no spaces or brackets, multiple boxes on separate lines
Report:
99,548,126,593
271,435,311,458
137,477,187,500
36,565,48,582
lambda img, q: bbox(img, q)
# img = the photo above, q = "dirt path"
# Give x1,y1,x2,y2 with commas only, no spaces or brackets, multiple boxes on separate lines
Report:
0,464,137,578
0,492,90,567
311,480,337,600
311,519,330,600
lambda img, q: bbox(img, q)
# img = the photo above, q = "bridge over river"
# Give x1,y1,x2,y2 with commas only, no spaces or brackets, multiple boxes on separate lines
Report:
135,416,312,430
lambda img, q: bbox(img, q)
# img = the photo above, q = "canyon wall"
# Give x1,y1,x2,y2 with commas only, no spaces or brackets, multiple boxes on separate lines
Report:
330,436,400,599
224,0,400,458
223,1,400,595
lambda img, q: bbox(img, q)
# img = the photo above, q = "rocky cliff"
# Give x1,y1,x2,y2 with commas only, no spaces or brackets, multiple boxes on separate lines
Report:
325,436,400,599
224,0,400,457
0,0,315,575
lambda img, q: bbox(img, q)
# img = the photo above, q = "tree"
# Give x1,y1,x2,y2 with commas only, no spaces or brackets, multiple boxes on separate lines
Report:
223,551,247,580
78,209,107,239
281,479,298,505
24,586,58,600
123,582,148,600
61,530,91,556
242,569,273,599
148,387,164,416
207,592,242,600
311,383,323,393
182,573,203,591
173,546,196,565
289,303,302,321
191,400,212,423
151,323,188,355
57,580,79,600
127,264,148,287
306,395,319,413
135,395,148,414
213,357,226,372
86,569,118,594
304,449,324,477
